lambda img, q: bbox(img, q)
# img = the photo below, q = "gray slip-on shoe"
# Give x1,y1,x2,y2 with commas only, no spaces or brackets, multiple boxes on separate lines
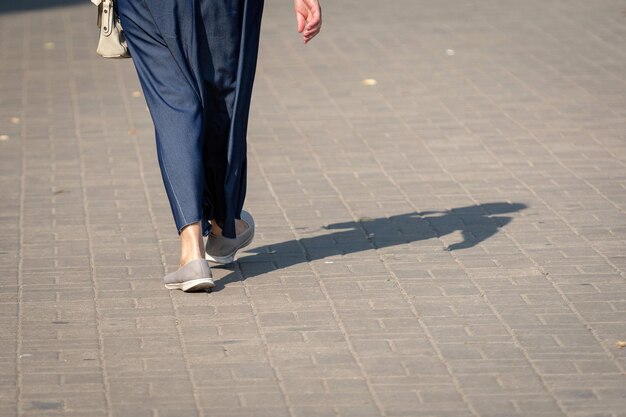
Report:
164,259,214,292
206,210,255,264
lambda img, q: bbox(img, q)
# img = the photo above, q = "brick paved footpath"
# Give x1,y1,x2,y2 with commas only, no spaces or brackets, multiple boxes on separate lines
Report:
1,0,625,416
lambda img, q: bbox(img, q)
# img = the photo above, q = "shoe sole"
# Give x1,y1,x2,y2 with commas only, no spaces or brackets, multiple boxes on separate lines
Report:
164,278,215,292
205,231,255,264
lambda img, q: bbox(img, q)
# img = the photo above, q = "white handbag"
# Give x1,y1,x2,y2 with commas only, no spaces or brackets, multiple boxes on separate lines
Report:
92,0,130,58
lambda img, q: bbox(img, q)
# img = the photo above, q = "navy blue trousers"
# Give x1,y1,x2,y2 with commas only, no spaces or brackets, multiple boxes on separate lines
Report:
117,0,264,238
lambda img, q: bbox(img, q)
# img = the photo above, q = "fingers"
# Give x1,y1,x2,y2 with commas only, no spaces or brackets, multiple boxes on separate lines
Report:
296,11,306,33
304,0,321,40
294,0,321,43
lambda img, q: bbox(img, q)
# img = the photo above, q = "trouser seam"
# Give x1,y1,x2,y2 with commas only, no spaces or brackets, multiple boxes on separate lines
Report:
157,144,188,230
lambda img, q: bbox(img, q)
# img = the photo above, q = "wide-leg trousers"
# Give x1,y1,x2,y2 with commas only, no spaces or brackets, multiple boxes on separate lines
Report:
116,0,264,238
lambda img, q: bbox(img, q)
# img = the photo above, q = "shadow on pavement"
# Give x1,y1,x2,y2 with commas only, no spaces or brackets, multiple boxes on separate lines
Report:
0,0,86,14
212,202,527,291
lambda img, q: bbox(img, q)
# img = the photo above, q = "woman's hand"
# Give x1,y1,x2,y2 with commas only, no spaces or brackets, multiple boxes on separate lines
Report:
294,0,322,43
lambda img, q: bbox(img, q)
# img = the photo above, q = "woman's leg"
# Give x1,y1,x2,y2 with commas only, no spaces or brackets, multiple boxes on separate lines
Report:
119,0,263,237
118,0,263,268
195,0,265,239
117,0,207,265
179,221,205,267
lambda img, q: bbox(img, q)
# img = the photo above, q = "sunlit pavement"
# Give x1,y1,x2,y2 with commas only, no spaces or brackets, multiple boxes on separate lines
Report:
1,0,625,416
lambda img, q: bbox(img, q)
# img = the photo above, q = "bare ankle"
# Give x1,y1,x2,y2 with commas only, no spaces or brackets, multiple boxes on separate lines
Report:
211,219,247,237
210,221,223,237
179,221,204,266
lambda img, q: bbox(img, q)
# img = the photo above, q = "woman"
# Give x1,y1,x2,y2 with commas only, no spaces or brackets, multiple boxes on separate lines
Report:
116,0,322,291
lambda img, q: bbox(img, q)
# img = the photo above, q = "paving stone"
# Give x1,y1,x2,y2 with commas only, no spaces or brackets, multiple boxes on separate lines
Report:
2,0,626,415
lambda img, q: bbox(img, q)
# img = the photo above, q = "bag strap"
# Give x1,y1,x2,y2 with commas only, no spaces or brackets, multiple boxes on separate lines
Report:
97,0,115,37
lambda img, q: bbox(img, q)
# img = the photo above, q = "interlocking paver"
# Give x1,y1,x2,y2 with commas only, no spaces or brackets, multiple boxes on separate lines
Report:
1,0,626,416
